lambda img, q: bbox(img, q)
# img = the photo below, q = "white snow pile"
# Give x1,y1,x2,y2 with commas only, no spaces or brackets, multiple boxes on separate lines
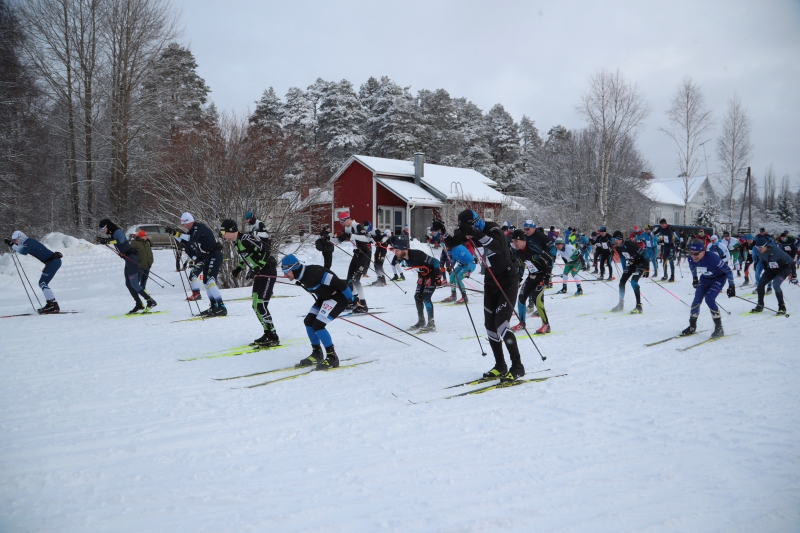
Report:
1,243,798,532
0,232,96,279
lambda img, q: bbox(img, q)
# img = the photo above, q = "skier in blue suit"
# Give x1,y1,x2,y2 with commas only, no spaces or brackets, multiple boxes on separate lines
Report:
683,241,735,339
99,218,157,314
6,231,63,314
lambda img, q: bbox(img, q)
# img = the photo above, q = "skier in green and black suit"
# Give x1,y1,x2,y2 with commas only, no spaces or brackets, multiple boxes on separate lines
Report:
610,230,650,314
220,219,280,346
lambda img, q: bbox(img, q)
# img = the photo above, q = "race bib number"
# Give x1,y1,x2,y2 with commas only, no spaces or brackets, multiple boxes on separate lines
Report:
785,246,792,252
769,262,779,269
318,298,337,319
601,243,608,249
525,261,538,273
622,252,631,259
661,236,667,242
695,266,707,275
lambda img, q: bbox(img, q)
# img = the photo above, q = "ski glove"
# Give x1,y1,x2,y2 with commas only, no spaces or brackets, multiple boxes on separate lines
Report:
4,239,11,246
231,266,243,277
246,270,256,280
642,270,649,278
790,278,798,285
726,285,736,298
337,232,351,242
692,277,699,288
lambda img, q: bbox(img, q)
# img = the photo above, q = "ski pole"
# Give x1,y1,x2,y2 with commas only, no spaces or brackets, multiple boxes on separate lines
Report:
12,252,43,307
456,274,486,357
716,302,731,315
102,244,175,287
171,241,204,319
472,244,546,361
338,316,411,347
10,253,39,312
335,243,406,294
649,278,690,307
734,295,790,317
365,312,446,352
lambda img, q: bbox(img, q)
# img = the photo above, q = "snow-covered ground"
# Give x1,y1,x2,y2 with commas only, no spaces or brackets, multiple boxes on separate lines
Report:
1,235,799,532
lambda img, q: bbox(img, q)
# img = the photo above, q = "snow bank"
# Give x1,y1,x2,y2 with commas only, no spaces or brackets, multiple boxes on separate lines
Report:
0,232,96,279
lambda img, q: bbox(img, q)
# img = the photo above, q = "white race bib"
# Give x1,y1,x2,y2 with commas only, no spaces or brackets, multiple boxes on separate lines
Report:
695,266,707,274
622,252,631,259
785,246,792,252
601,243,608,249
769,262,779,269
525,261,538,273
318,298,337,319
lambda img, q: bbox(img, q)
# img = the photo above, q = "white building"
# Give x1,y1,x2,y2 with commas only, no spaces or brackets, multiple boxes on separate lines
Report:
645,176,717,226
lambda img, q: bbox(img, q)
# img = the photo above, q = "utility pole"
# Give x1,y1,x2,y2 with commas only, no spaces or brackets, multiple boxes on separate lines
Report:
747,166,752,233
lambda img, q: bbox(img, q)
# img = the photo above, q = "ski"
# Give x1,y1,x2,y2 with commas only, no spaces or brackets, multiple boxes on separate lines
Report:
108,310,168,319
563,293,588,299
676,333,739,352
1,311,80,318
180,343,290,362
444,368,551,389
645,330,708,347
214,356,360,380
411,374,567,403
229,295,297,302
171,314,237,323
338,310,386,318
740,311,791,318
237,360,377,389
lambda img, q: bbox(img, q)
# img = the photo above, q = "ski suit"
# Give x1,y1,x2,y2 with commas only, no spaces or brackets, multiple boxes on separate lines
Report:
448,244,476,300
234,233,278,339
637,231,659,276
399,249,440,323
777,236,798,279
12,235,61,302
754,245,793,308
338,223,371,306
295,265,353,349
614,240,650,308
653,225,677,278
516,243,552,327
177,222,224,306
594,233,614,278
688,250,734,319
108,228,152,304
556,243,583,290
315,229,334,270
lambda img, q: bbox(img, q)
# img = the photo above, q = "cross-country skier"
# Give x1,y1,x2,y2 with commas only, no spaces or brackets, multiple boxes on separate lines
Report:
554,237,584,295
369,228,391,286
130,230,153,290
441,244,475,304
391,240,441,331
636,225,659,278
220,219,280,346
510,229,553,333
315,225,335,270
741,234,755,286
652,218,677,282
708,235,730,263
776,231,798,283
521,220,554,305
6,231,63,314
610,230,649,314
682,240,735,338
446,210,525,382
594,226,615,280
172,212,226,316
281,254,353,369
751,236,793,315
244,211,270,240
99,219,157,314
335,212,370,313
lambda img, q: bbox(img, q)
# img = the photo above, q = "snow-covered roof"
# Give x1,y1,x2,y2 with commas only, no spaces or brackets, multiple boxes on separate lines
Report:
330,154,507,204
646,177,709,206
375,178,443,207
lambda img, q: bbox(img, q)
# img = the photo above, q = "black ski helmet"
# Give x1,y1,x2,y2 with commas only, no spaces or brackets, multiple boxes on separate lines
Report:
220,219,238,233
613,230,624,240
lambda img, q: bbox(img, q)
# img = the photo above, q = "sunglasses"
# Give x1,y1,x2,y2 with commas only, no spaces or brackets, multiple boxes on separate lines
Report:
689,251,704,256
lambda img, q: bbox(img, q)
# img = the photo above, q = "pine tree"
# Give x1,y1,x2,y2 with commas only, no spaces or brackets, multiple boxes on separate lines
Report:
362,76,422,159
145,43,210,130
695,198,721,227
485,104,521,191
776,192,796,224
418,88,459,164
318,79,366,172
250,87,283,134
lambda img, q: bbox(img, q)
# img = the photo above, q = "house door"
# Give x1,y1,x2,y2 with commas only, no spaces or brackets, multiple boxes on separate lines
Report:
377,206,404,235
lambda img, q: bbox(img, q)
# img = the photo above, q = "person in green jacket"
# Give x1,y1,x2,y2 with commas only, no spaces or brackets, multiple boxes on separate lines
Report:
130,230,154,290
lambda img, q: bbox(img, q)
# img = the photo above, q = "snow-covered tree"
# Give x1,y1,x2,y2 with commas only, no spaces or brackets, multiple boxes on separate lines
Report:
417,88,460,164
485,104,521,192
318,79,366,172
249,87,283,134
362,76,422,159
695,198,721,227
439,97,493,174
776,192,796,224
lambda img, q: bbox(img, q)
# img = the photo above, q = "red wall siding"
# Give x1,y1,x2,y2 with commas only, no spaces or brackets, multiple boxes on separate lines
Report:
375,183,406,207
333,161,374,225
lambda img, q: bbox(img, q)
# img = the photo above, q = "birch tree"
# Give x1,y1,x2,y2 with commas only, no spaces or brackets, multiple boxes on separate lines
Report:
661,76,714,223
715,94,752,229
577,69,649,225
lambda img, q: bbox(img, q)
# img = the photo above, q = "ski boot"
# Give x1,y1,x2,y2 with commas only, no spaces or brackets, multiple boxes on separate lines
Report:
298,345,324,367
441,293,458,303
591,268,598,275
316,345,340,369
661,275,668,281
575,286,584,296
352,300,369,314
556,286,568,294
510,322,526,332
751,304,764,313
253,331,280,347
37,300,60,314
500,364,525,383
681,317,698,336
530,310,540,318
736,270,741,277
766,286,773,295
420,319,436,332
607,274,613,281
199,302,217,317
369,276,386,287
483,366,507,379
711,318,724,338
546,283,553,289
776,305,787,316
408,317,426,331
212,303,227,317
535,323,551,334
668,275,675,282
398,274,406,282
127,301,144,315
456,295,468,304
610,301,624,312
390,274,399,282
742,277,750,286
630,303,643,314
144,297,157,312
187,290,202,301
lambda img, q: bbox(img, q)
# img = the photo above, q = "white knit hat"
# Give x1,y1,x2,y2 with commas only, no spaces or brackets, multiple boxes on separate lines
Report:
180,212,194,224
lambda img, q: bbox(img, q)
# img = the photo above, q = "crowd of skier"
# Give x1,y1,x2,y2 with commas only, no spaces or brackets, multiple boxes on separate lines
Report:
5,209,798,384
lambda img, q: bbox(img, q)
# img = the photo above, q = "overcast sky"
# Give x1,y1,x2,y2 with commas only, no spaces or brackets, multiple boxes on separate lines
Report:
175,0,800,192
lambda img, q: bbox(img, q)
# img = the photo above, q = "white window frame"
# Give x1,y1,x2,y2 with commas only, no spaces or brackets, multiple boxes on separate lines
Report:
484,208,495,222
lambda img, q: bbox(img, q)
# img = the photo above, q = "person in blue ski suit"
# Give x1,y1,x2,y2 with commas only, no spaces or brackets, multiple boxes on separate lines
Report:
752,228,774,292
444,244,475,304
751,236,793,315
683,241,735,338
99,218,157,314
282,254,353,369
6,231,63,313
636,225,659,277
172,212,226,317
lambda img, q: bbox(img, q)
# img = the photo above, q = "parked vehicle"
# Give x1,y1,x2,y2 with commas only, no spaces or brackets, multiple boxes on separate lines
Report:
126,224,174,248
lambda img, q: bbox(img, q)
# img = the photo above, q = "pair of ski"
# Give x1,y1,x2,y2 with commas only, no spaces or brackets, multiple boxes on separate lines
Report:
171,313,238,323
221,358,376,389
109,310,167,319
406,369,567,403
645,330,738,351
179,342,294,361
1,311,80,319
